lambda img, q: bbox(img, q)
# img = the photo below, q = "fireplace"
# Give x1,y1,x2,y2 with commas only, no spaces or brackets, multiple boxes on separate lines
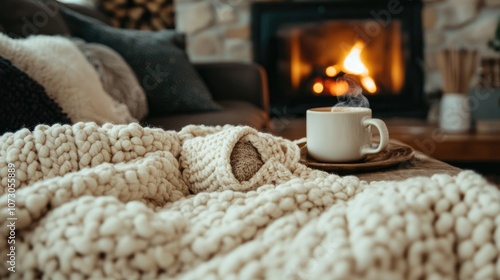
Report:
251,0,426,117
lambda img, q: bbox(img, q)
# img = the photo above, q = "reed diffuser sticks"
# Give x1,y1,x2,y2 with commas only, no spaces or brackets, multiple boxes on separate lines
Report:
436,47,478,94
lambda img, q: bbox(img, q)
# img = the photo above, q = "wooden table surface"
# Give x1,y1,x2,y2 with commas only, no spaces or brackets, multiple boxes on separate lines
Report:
272,117,500,163
386,118,500,162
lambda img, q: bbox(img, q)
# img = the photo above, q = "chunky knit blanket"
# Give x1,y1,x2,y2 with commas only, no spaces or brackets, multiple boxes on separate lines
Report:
1,123,499,279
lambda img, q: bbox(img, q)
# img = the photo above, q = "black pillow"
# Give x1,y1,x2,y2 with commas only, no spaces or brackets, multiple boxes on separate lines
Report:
0,0,69,38
0,56,72,134
60,7,221,116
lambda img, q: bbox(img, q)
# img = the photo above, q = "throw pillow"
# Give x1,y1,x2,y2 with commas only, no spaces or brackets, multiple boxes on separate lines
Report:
72,38,149,120
0,0,69,38
62,2,111,25
0,33,137,124
0,55,72,134
60,7,221,116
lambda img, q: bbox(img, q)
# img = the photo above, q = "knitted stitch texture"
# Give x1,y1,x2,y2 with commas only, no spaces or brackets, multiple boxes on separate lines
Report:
178,125,325,193
0,123,499,279
0,56,72,134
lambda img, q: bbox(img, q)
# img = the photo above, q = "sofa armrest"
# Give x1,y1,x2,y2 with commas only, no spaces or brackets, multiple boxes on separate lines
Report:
193,62,270,113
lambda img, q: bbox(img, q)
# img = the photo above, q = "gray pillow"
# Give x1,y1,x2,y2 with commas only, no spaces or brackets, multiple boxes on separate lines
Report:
72,39,149,120
60,7,221,116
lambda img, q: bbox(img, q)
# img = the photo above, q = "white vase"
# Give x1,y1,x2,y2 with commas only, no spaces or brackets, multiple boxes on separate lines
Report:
439,93,471,133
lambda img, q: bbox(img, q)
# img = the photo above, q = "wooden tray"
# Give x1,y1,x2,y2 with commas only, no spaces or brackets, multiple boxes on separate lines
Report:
299,142,415,174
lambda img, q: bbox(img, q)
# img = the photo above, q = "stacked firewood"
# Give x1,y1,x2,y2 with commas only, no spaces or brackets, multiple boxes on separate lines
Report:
98,0,175,30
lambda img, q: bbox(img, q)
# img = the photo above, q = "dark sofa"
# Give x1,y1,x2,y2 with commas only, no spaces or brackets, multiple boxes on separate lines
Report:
145,62,270,131
0,0,270,132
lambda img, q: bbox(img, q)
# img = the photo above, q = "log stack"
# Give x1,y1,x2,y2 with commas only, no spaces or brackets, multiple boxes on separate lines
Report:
98,0,175,30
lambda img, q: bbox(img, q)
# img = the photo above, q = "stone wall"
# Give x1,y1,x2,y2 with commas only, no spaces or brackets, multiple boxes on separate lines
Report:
175,0,252,62
175,0,500,93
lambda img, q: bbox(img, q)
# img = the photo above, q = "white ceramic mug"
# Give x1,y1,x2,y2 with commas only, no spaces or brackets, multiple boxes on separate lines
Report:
306,107,389,162
439,93,471,133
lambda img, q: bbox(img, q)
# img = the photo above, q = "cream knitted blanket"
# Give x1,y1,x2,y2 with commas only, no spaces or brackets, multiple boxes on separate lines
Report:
1,123,499,279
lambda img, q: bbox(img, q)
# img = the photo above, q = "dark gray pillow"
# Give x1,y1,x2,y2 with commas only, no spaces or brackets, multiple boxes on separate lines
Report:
0,0,69,38
60,7,221,116
63,2,111,25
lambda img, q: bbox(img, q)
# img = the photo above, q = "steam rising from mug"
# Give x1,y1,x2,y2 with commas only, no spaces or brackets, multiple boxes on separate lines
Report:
332,75,370,110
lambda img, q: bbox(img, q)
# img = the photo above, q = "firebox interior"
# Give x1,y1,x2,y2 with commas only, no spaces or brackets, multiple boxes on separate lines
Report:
252,0,426,117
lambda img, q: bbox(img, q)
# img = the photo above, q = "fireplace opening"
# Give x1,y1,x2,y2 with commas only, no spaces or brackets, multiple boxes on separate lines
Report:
282,20,404,97
252,0,426,117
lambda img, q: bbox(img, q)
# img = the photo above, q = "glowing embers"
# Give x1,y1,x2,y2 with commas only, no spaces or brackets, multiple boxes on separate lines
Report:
311,41,378,95
312,77,349,96
312,78,324,94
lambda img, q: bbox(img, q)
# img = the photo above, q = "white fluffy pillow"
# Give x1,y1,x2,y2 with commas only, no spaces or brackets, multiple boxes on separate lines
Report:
0,34,136,124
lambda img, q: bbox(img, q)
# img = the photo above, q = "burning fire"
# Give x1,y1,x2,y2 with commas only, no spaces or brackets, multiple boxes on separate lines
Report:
361,76,377,93
312,41,378,95
343,41,369,76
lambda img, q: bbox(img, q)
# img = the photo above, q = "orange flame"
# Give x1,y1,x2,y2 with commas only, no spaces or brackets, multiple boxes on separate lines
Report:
323,41,378,94
361,76,377,94
343,42,369,76
312,41,377,96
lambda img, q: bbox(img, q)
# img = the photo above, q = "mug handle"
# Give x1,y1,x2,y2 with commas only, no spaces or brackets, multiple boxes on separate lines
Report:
361,118,389,156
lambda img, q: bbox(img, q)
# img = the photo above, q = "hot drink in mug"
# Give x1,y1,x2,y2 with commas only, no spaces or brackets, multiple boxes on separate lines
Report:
306,107,389,163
